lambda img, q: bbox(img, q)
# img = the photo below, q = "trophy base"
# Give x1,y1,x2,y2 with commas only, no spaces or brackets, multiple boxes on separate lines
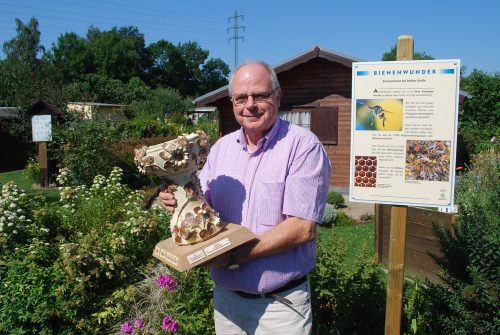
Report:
152,223,256,272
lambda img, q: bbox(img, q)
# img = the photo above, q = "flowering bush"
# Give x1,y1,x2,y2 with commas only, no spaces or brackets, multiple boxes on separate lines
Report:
0,181,42,249
108,265,214,335
0,167,171,334
24,156,40,183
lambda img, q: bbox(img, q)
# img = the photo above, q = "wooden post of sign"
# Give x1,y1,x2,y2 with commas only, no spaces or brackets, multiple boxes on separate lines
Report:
384,35,413,335
39,142,49,188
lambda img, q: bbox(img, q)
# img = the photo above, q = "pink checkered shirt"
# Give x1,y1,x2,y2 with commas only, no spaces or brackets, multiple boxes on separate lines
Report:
199,118,331,293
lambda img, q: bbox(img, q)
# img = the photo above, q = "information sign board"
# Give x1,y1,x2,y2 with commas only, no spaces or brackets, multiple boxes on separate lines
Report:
349,60,460,209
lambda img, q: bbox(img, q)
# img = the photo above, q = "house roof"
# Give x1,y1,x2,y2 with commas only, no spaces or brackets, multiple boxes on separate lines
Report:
27,100,63,116
68,102,126,107
193,45,362,106
193,46,472,107
0,107,18,119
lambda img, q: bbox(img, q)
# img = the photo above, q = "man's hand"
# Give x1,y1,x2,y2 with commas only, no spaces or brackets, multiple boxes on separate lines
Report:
158,189,177,213
200,253,232,269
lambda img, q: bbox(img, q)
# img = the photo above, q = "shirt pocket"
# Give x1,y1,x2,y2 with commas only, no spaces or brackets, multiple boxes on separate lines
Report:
254,181,285,230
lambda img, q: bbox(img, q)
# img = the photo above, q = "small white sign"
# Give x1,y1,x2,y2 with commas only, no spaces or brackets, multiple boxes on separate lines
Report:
204,237,232,256
187,250,206,264
32,115,52,142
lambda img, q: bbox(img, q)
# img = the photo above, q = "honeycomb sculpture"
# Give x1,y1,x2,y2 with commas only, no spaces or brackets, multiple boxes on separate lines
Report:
134,131,224,245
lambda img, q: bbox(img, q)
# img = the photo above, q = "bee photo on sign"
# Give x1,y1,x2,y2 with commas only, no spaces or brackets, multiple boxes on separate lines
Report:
355,99,403,131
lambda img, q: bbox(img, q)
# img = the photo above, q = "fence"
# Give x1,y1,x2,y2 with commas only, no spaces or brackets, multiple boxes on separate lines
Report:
375,204,458,282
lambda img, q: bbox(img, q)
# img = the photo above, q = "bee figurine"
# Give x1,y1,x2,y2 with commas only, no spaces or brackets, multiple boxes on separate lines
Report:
367,105,391,128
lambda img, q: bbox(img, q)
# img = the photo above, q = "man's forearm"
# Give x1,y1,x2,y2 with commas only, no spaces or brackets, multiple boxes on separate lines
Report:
238,216,316,264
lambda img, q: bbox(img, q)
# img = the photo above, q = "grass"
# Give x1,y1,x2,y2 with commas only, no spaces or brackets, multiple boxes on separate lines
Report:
1,168,376,268
318,223,375,267
0,169,60,203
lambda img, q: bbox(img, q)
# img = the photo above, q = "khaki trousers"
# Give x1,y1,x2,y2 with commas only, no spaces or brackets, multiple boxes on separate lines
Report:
213,279,312,335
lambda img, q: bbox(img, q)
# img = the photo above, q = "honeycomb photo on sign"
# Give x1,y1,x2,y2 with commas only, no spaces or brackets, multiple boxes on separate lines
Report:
405,140,451,181
355,99,403,131
353,155,377,187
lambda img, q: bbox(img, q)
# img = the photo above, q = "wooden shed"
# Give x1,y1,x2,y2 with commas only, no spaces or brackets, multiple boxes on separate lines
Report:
194,46,362,192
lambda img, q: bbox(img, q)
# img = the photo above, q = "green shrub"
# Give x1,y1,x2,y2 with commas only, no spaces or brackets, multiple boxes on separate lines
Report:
52,117,118,186
109,266,215,334
321,203,337,227
335,211,357,226
24,157,40,183
424,149,500,334
359,212,375,223
312,232,386,334
402,277,437,335
0,167,171,334
327,191,345,208
124,87,193,120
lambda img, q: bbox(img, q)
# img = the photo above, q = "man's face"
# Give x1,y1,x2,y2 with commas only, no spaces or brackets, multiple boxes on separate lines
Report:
230,63,281,139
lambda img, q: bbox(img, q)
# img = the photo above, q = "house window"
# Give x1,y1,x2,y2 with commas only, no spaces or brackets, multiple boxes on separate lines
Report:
280,107,338,144
279,111,310,129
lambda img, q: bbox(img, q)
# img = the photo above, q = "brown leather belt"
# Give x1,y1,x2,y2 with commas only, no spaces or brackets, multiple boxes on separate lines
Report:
233,276,307,300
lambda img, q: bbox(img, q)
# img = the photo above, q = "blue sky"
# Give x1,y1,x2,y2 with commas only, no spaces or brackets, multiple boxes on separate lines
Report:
1,0,498,76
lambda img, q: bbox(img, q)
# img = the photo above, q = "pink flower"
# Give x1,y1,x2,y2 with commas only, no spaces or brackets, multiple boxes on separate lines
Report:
162,315,179,332
157,274,177,291
162,315,172,330
134,318,144,329
121,320,133,334
168,321,179,333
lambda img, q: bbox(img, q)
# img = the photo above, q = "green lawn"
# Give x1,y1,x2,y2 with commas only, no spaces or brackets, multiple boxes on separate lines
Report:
318,223,375,266
0,169,60,202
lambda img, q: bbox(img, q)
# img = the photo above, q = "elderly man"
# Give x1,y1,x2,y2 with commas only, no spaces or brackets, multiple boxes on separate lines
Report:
160,60,330,334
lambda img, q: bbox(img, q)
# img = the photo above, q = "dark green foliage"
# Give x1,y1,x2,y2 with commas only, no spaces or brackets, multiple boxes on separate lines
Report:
163,269,215,334
334,211,357,226
311,231,386,334
147,40,229,96
0,169,170,334
122,87,193,120
52,117,118,186
43,32,92,83
381,44,434,61
321,203,337,227
2,17,44,64
459,70,500,154
327,191,345,208
425,150,500,334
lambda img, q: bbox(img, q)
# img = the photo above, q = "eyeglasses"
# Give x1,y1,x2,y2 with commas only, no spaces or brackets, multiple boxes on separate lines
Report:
230,87,279,106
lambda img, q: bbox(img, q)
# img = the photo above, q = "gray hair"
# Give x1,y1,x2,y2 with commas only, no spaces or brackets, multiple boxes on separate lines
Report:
228,60,280,95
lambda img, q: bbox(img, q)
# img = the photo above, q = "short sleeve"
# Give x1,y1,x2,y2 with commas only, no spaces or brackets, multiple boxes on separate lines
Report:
282,142,331,223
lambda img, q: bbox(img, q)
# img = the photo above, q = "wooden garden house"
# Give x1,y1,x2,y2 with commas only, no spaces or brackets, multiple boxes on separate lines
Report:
194,46,361,192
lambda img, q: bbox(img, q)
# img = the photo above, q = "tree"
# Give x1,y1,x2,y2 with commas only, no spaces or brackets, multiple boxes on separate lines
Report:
44,32,92,83
381,45,434,61
2,17,44,65
147,40,229,96
87,26,150,82
0,17,68,108
200,58,230,94
147,39,188,91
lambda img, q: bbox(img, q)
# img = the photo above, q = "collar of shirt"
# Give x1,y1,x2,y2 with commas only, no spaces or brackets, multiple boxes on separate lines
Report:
236,118,282,152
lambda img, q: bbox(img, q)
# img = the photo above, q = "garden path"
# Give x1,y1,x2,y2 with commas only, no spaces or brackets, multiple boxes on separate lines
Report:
339,194,375,222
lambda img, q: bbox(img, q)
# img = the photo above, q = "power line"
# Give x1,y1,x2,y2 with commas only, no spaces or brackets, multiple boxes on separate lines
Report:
227,10,245,70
